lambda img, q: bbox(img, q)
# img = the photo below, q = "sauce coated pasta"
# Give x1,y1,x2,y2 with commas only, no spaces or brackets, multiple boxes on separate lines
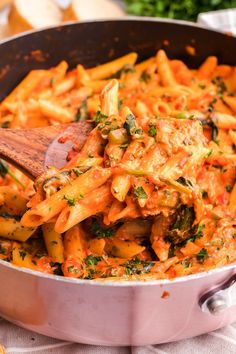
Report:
1,50,236,280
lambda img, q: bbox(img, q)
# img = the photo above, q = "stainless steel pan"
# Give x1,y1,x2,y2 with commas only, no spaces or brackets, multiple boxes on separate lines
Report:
0,19,236,346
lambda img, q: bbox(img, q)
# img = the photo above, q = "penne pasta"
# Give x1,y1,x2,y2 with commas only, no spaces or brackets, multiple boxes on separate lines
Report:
1,49,236,281
87,52,138,80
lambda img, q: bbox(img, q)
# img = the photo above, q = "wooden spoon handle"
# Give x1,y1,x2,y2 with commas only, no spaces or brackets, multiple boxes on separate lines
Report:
0,126,64,179
0,121,92,179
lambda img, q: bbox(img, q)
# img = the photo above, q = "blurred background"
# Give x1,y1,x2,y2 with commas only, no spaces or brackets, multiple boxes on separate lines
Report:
0,0,235,39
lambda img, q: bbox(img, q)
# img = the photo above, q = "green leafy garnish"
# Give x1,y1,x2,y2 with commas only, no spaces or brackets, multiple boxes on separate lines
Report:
226,185,233,193
212,76,227,98
124,257,154,275
124,0,236,21
93,110,108,123
0,159,25,189
167,205,195,244
140,70,151,83
91,221,114,238
118,98,123,109
181,258,191,268
196,248,208,262
124,114,143,137
85,255,102,266
75,100,88,121
19,250,27,260
63,195,76,206
0,246,6,255
1,121,10,128
176,177,193,188
67,265,79,273
111,64,135,79
148,124,157,137
133,186,147,199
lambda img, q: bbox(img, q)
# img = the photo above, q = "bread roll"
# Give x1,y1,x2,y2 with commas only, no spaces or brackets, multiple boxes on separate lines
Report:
64,0,125,21
9,0,62,34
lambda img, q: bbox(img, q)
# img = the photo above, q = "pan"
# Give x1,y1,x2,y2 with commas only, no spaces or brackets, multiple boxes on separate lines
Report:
0,18,236,346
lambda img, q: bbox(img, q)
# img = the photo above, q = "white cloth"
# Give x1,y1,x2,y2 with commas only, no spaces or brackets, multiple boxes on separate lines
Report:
2,317,236,353
198,9,236,36
1,6,236,354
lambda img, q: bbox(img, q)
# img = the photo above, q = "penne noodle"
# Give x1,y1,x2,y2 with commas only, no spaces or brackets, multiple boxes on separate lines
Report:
100,79,119,116
42,223,64,263
21,167,111,227
64,224,87,261
55,184,113,233
38,99,74,123
156,50,177,86
87,52,138,80
197,56,218,79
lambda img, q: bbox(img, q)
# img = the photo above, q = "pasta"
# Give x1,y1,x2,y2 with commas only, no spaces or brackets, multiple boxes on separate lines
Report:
0,49,236,281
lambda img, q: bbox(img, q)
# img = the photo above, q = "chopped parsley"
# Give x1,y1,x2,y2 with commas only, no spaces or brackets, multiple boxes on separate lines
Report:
226,185,233,193
198,84,206,89
85,255,102,266
176,177,193,188
63,195,76,206
181,258,192,268
75,100,88,121
167,206,195,245
193,223,205,239
212,76,227,98
133,186,147,199
93,110,108,123
0,159,8,178
0,246,6,255
211,122,219,144
1,121,10,128
72,168,84,177
118,98,123,109
111,64,135,79
140,70,151,83
124,114,143,137
19,250,27,260
50,240,58,245
0,159,25,188
124,257,154,275
148,124,157,137
67,265,79,273
91,220,114,238
196,248,208,262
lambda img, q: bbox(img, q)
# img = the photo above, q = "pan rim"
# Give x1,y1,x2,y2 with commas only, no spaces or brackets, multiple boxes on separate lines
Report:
0,16,231,47
0,257,235,287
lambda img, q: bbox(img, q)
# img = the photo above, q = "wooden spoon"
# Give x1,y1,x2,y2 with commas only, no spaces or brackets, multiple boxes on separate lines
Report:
0,121,92,179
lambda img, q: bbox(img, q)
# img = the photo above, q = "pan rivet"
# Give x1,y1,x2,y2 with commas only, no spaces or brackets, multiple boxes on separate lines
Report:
206,295,228,315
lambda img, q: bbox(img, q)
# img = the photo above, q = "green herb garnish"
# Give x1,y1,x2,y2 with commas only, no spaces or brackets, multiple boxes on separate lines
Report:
0,159,25,189
93,110,108,123
140,70,151,83
196,248,208,262
133,186,147,199
85,255,102,266
91,221,114,238
226,185,233,193
148,124,157,137
19,250,27,260
75,100,88,121
63,195,76,206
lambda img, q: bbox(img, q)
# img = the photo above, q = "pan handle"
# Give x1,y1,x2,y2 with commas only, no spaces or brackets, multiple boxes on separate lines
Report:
199,273,236,315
